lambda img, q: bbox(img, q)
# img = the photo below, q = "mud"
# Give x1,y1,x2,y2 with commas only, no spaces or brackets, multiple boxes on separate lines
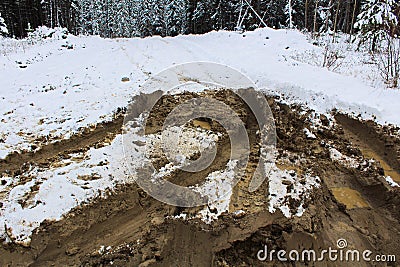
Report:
336,113,400,183
330,187,370,209
1,89,400,266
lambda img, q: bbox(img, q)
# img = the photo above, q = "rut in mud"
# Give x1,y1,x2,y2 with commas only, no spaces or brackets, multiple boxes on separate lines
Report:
1,89,400,266
0,115,124,177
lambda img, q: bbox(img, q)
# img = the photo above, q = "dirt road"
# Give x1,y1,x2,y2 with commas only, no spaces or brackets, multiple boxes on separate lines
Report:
1,90,400,266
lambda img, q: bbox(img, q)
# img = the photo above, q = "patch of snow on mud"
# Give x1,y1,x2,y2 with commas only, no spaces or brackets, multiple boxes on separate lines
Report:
268,166,320,217
386,176,400,188
195,160,238,223
329,147,359,168
146,126,220,166
0,133,131,246
0,122,220,245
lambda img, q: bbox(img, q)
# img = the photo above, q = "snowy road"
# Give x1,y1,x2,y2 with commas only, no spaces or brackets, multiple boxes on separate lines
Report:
1,27,400,160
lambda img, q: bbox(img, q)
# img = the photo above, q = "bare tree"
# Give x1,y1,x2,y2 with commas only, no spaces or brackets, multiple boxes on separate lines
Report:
378,36,400,88
350,0,357,36
305,0,309,30
332,0,340,42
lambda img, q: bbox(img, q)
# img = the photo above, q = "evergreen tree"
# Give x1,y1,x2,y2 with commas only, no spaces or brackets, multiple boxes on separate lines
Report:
192,0,214,33
0,0,371,39
285,0,294,28
136,0,157,37
291,0,306,29
319,0,334,33
162,0,188,36
258,0,286,29
0,12,8,36
354,0,399,51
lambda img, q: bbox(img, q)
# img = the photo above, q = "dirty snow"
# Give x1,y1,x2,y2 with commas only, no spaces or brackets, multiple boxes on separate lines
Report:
268,166,320,217
0,121,221,244
0,133,131,245
195,160,238,223
329,147,360,168
386,176,400,188
303,128,317,139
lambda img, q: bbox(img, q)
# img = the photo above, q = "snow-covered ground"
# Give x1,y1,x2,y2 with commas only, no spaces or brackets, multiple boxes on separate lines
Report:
1,27,400,159
1,27,400,245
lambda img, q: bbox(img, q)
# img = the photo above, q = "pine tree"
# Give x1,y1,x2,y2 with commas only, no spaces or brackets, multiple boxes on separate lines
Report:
136,0,157,37
285,0,294,28
163,0,188,36
284,0,306,29
354,0,399,51
260,0,286,29
192,0,213,33
0,12,8,36
77,0,113,37
320,0,334,33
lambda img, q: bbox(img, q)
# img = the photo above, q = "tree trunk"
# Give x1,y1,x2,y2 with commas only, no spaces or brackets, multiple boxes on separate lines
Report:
350,0,357,36
305,0,309,30
324,0,333,33
313,0,319,37
333,0,340,42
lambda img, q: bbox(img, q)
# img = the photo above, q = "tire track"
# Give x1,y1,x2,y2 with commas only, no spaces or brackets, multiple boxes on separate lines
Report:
0,115,124,176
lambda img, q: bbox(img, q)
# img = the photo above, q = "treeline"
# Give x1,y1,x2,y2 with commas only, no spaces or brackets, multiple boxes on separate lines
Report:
0,0,77,38
0,0,362,38
0,0,398,41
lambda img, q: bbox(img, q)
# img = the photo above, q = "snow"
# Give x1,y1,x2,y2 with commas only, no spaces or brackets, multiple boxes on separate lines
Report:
1,28,400,159
170,160,241,224
98,245,112,255
303,128,316,139
386,176,400,188
0,133,132,245
146,125,219,167
0,12,7,35
0,31,148,159
268,166,320,217
0,119,222,244
1,26,400,244
329,147,359,168
194,160,238,223
232,209,246,217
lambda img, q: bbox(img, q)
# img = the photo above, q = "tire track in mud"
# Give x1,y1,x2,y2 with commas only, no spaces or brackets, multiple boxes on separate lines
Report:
0,89,266,266
333,113,400,222
215,113,400,267
2,92,400,266
0,115,124,176
335,113,400,183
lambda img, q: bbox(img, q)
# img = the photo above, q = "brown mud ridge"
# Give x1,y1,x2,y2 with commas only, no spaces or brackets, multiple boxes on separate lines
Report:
1,89,400,266
0,113,124,179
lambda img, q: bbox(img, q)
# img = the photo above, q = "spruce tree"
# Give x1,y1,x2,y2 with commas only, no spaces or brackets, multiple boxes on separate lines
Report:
354,0,399,51
0,12,8,36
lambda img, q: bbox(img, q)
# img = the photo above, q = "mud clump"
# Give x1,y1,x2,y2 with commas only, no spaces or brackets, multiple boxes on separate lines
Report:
1,89,400,266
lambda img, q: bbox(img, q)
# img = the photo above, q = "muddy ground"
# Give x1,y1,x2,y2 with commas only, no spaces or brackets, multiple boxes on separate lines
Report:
1,89,400,266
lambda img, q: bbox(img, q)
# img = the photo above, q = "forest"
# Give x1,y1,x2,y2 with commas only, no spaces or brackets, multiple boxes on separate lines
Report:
0,0,398,40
